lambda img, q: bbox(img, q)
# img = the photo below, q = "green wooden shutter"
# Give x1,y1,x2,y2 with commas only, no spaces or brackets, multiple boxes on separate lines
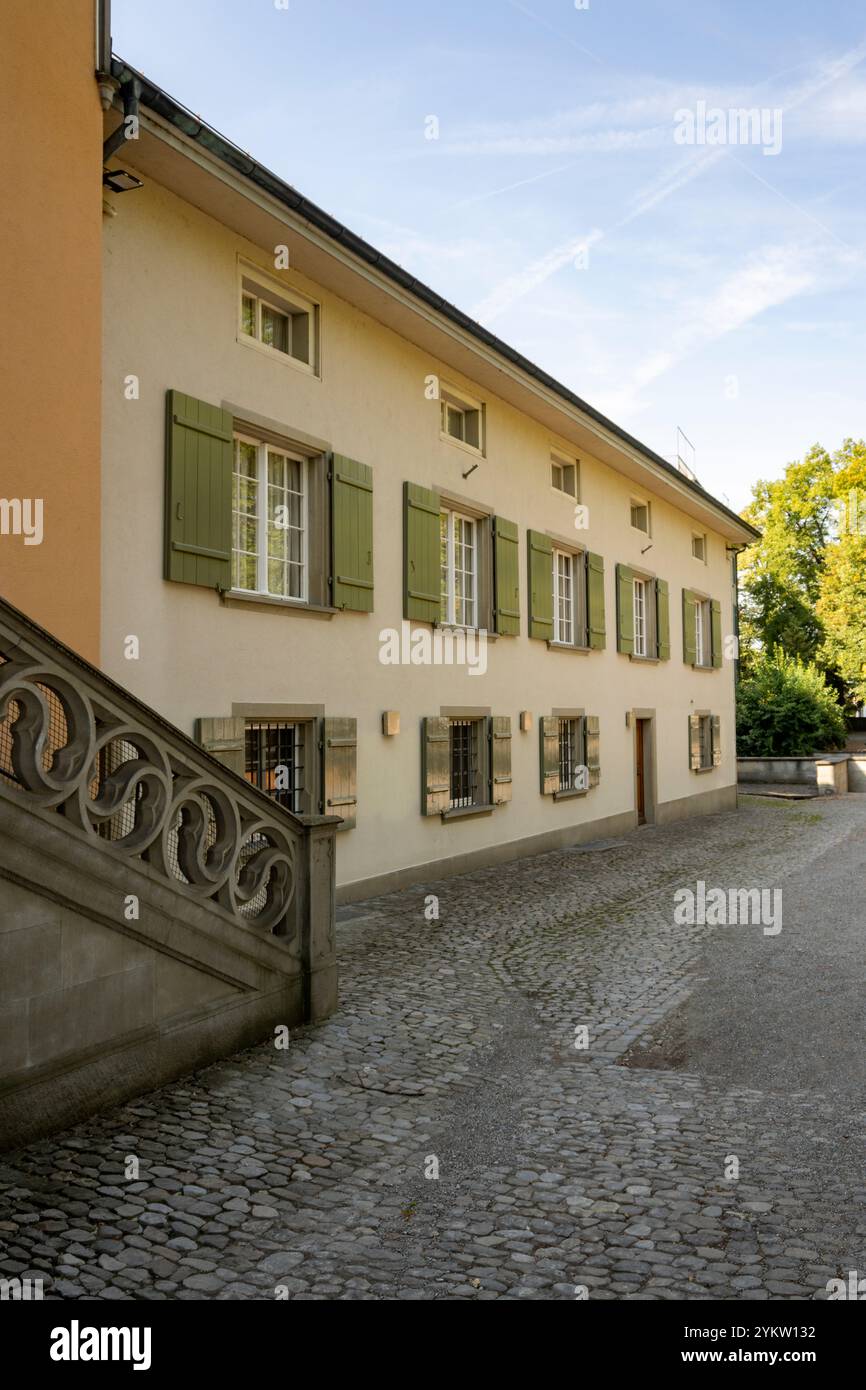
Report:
528,530,553,640
540,715,559,795
656,578,670,660
586,715,600,787
421,716,450,815
322,716,357,829
330,455,373,612
587,552,606,650
711,713,722,766
616,564,634,654
711,599,723,668
493,517,520,635
196,716,245,777
688,713,702,769
165,390,233,589
490,715,512,804
404,483,441,622
682,589,697,664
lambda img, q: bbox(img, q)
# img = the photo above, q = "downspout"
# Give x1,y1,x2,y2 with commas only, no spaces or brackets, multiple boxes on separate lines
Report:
727,544,745,686
103,76,140,162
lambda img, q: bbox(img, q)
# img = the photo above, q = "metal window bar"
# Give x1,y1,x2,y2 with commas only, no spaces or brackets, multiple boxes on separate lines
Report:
558,717,582,790
700,715,713,769
449,718,478,809
244,720,303,813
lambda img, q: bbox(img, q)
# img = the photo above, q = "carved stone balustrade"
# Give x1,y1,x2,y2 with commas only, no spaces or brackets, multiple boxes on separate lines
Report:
0,594,339,1149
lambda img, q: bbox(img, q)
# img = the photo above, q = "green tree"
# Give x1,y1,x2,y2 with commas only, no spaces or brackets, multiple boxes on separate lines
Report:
738,445,834,668
817,439,866,707
736,652,847,756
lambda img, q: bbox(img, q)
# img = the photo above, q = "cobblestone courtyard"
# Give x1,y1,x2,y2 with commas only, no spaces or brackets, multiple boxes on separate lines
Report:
2,796,865,1300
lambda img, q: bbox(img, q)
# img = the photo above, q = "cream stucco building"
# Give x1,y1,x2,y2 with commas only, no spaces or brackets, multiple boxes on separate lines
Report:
99,59,758,901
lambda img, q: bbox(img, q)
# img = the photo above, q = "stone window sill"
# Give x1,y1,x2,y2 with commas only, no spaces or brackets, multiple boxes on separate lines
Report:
441,803,495,821
553,787,590,802
221,590,338,618
547,641,591,654
433,623,499,642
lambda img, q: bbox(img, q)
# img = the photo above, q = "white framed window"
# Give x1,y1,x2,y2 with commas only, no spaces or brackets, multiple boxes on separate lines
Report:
695,597,712,666
440,508,478,627
553,549,575,645
692,533,706,561
238,263,317,371
551,453,578,498
633,577,648,657
232,434,307,601
439,384,484,454
630,499,650,534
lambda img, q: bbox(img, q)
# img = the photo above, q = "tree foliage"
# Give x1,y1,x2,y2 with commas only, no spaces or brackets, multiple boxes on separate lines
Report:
739,439,866,708
736,652,847,757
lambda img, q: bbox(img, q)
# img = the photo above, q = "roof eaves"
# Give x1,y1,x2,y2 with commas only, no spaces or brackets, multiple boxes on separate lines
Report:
109,56,761,544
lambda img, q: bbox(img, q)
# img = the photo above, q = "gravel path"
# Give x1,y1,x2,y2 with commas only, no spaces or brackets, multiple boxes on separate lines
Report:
1,795,864,1300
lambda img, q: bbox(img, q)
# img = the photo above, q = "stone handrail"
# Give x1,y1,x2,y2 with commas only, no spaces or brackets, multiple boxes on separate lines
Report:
0,595,331,941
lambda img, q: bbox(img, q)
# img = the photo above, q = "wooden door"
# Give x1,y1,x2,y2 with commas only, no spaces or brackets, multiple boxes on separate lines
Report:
636,718,646,824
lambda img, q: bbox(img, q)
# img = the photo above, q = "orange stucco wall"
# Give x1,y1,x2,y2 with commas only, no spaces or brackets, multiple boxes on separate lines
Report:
0,0,102,660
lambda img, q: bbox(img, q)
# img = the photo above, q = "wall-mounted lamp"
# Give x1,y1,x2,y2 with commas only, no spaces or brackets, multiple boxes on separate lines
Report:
102,169,143,193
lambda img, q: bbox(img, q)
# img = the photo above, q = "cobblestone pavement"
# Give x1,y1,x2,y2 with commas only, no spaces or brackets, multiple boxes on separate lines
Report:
2,796,865,1301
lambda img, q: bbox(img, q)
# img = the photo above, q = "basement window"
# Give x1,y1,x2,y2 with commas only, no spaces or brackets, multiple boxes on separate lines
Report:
558,716,586,791
448,717,486,809
244,719,309,814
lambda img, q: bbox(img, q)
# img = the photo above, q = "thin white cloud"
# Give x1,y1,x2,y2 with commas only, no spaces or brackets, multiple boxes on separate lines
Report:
471,229,604,324
598,242,851,421
466,39,866,326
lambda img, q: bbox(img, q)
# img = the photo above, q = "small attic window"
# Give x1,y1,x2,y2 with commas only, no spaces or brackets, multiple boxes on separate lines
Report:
239,269,317,372
551,454,578,498
439,384,484,454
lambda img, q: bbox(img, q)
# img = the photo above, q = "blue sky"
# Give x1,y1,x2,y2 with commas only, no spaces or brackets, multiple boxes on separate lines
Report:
112,0,866,510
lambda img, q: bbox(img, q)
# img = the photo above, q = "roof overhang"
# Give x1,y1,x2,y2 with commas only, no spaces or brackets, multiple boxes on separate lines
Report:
105,59,760,547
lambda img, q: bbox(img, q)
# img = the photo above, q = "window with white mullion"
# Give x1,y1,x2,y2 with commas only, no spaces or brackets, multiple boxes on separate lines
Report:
633,577,647,657
695,597,712,666
232,435,307,601
232,438,259,594
553,549,575,645
440,509,477,627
